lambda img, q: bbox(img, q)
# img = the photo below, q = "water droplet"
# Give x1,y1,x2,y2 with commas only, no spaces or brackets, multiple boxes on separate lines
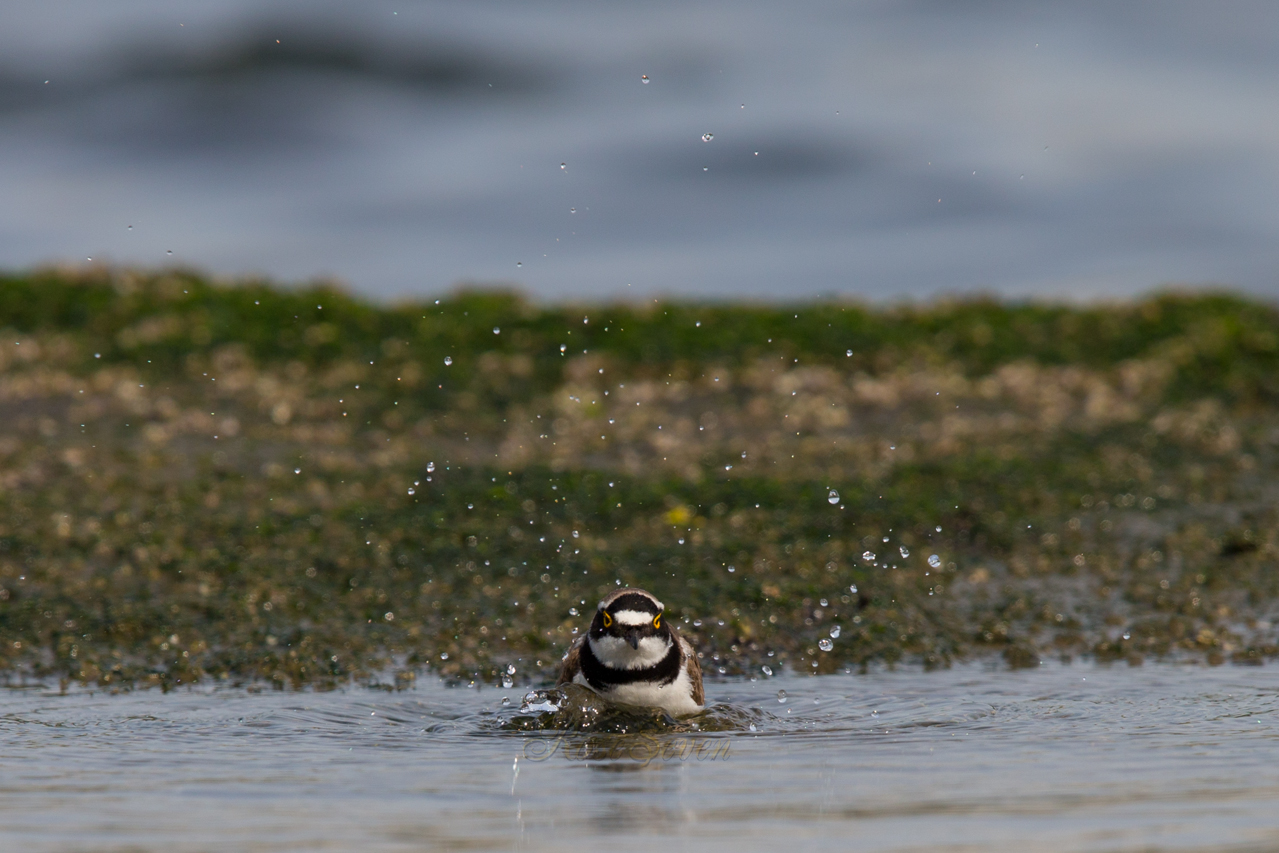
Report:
828,489,840,504
936,526,943,532
443,356,453,366
862,551,875,562
846,349,853,357
849,584,858,594
1122,632,1131,640
777,690,787,703
560,162,567,169
569,607,579,616
493,327,501,335
427,462,435,472
640,74,650,84
501,696,511,706
407,488,415,495
506,664,516,675
899,546,910,558
748,722,757,731
294,468,301,474
928,554,942,568
830,625,842,639
572,530,579,538
761,665,773,676
440,652,449,660
818,638,834,651
559,344,567,353
570,207,576,213
701,133,714,142
516,262,522,267
467,503,473,510
501,677,514,689
819,598,829,607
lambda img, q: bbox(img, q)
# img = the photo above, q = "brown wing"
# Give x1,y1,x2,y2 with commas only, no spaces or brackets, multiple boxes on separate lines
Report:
675,632,704,707
556,636,585,686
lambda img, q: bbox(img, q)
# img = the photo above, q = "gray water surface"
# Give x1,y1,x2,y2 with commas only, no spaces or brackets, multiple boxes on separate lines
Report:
3,1,1279,301
3,663,1279,852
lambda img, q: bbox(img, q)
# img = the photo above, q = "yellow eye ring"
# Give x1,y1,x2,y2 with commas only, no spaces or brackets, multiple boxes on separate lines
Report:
602,612,612,627
653,615,661,629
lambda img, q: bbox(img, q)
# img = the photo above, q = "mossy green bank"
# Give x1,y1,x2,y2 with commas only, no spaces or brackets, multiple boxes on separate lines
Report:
2,267,1278,689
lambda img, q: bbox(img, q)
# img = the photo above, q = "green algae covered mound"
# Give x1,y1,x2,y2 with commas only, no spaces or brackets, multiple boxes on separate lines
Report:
2,267,1278,689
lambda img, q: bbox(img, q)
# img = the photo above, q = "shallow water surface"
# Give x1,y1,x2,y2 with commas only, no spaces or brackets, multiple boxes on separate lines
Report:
3,664,1279,851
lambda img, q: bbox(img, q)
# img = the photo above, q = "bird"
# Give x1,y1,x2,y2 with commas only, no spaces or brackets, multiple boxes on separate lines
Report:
557,587,704,716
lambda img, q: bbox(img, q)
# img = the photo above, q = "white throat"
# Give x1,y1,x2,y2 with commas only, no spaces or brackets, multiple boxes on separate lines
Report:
588,634,671,670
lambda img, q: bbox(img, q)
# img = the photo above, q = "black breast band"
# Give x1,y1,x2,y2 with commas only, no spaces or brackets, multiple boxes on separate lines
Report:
580,640,682,689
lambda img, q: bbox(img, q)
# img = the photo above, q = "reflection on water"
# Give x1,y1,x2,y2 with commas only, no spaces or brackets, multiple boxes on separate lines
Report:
3,664,1279,851
498,682,765,734
3,1,1279,300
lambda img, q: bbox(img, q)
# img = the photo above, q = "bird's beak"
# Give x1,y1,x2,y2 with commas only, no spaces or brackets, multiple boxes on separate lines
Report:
627,633,640,650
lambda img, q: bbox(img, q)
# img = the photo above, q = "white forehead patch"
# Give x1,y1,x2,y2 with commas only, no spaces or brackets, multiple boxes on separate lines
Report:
612,609,655,626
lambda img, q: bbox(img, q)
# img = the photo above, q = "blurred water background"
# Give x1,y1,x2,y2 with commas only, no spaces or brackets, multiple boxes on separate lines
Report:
3,1,1279,301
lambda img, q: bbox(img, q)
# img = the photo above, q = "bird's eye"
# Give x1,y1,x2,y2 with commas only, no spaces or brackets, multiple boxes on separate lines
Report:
653,615,661,629
602,612,612,628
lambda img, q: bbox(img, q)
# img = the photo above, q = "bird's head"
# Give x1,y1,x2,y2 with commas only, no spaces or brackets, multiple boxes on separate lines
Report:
587,588,672,669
